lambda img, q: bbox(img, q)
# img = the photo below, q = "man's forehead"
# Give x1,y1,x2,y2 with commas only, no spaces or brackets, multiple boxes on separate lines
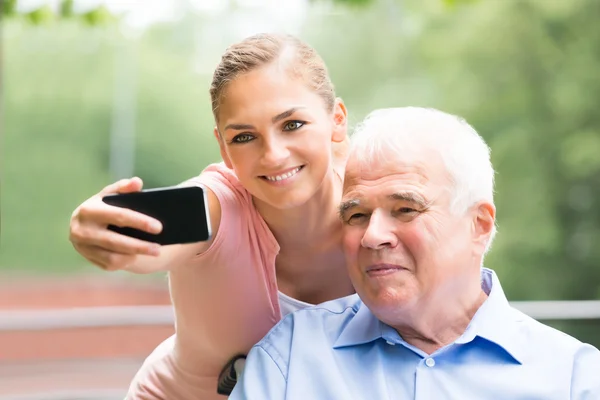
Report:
342,149,450,193
343,165,429,192
340,159,438,211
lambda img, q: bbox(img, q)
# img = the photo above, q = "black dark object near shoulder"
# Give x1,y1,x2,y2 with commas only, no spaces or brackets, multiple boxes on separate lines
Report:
217,354,247,395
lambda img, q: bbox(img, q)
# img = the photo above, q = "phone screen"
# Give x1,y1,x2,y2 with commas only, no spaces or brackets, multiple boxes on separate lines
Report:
102,185,212,245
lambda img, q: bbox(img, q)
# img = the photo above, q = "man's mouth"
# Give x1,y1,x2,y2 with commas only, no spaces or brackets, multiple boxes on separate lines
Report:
366,264,406,276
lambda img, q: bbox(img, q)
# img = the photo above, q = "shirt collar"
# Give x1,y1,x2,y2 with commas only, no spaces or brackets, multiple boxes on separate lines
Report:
333,268,528,364
458,268,528,364
333,300,383,349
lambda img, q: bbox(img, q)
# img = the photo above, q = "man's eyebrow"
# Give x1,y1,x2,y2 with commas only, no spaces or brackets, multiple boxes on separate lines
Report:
223,107,306,132
338,199,360,218
272,107,305,124
389,192,428,207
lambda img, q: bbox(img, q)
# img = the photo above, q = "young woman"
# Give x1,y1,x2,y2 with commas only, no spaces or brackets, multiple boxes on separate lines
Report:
69,33,355,399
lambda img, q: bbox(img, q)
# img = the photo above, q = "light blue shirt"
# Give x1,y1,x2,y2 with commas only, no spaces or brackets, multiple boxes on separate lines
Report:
230,268,600,400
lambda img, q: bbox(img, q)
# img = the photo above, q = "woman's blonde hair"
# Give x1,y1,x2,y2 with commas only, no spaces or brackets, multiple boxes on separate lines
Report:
210,33,335,119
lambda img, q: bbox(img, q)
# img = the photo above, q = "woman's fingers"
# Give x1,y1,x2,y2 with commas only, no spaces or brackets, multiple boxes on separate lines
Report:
100,177,144,196
79,244,140,271
69,177,165,272
81,227,161,256
77,200,162,234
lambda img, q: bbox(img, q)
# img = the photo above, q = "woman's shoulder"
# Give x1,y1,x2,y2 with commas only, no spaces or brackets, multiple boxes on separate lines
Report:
182,163,255,213
182,162,278,257
185,162,245,194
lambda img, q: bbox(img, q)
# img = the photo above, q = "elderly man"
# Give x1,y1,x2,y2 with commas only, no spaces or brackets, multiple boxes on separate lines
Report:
229,107,600,400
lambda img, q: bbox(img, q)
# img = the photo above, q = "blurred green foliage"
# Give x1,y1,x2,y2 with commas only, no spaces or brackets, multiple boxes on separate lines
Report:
1,0,115,25
1,0,18,16
1,0,469,25
2,0,599,344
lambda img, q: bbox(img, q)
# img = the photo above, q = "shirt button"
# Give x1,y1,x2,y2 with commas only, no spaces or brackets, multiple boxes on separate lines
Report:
425,358,435,367
386,340,395,346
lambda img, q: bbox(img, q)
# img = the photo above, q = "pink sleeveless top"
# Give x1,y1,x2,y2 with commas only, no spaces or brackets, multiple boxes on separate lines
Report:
126,163,282,399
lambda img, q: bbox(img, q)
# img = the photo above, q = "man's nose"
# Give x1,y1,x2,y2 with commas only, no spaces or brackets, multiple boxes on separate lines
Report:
360,210,398,250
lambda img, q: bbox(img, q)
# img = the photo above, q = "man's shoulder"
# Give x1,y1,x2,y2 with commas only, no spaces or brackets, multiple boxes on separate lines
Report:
253,294,361,366
263,293,361,341
510,307,599,356
309,293,362,314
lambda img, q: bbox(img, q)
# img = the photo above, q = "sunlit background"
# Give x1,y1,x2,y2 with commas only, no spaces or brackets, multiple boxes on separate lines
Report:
2,0,600,398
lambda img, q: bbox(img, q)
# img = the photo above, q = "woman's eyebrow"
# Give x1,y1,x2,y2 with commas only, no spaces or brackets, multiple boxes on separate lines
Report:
224,123,255,131
223,107,307,131
272,107,306,123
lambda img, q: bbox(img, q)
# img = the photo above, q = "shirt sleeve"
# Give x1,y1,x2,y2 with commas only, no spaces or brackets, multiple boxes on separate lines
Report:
229,345,287,400
570,343,600,399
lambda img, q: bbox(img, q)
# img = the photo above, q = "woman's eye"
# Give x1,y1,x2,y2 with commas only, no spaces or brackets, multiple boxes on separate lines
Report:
232,134,254,143
398,207,416,213
283,121,305,131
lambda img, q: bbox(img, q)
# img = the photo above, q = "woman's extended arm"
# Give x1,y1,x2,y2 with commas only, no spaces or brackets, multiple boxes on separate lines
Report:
69,177,222,273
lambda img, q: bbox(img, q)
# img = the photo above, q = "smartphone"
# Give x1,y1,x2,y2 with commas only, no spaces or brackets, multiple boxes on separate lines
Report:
102,185,212,245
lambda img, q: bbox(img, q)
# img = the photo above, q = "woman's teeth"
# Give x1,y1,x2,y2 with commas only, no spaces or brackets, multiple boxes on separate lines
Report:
264,167,302,182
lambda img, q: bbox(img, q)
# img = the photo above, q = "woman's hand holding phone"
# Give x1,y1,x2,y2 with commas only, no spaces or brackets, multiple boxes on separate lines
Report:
69,177,164,272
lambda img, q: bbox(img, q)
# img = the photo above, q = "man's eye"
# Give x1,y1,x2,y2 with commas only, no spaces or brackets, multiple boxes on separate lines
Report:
346,213,368,225
395,207,420,218
232,134,254,144
283,121,305,131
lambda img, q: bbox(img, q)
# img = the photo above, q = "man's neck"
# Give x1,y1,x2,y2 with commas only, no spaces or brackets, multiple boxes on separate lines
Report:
392,275,488,355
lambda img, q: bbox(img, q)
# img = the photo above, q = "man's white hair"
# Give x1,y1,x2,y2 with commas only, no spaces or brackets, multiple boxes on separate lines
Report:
349,107,497,251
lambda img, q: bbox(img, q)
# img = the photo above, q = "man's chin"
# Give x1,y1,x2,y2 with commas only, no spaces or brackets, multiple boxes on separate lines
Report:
362,287,415,313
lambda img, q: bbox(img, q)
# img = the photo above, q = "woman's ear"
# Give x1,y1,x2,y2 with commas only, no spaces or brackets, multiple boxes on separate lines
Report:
214,127,233,169
331,97,348,143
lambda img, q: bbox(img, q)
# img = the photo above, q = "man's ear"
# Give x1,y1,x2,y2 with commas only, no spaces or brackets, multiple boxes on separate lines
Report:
331,97,348,143
214,127,233,169
472,201,496,252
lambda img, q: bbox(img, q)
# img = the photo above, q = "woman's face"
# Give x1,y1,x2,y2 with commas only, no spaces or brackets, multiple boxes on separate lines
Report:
214,63,347,210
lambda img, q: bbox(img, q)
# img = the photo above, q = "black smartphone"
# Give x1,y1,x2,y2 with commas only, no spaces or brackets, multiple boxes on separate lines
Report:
101,185,212,245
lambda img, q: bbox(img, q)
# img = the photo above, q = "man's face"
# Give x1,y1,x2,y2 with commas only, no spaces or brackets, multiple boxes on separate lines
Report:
340,149,481,323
